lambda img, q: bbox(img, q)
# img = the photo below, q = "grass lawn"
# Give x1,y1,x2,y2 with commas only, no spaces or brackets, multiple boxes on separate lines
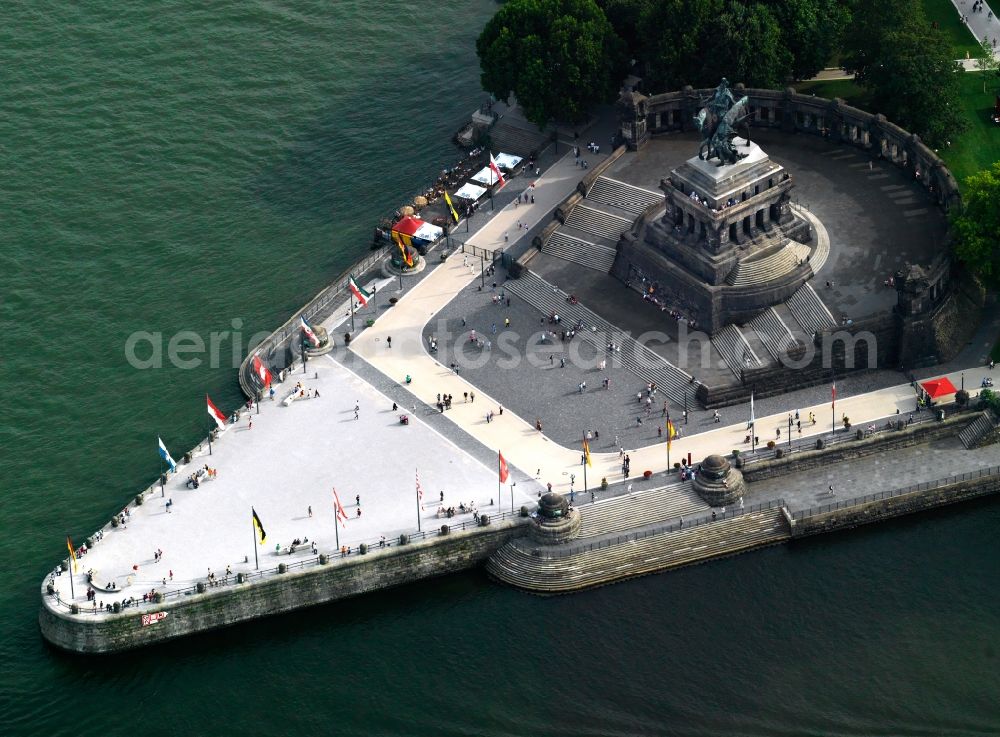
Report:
921,0,982,58
794,73,1000,186
794,78,873,110
941,72,1000,185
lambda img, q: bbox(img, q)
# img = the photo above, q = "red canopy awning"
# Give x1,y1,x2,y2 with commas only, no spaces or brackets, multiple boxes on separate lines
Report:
391,216,424,236
921,377,958,398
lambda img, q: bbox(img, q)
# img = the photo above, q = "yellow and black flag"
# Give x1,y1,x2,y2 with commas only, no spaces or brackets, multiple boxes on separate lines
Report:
443,190,460,224
251,507,267,544
582,437,593,467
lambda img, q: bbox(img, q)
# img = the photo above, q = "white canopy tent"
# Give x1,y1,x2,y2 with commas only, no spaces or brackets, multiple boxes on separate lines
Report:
454,182,487,201
493,152,523,171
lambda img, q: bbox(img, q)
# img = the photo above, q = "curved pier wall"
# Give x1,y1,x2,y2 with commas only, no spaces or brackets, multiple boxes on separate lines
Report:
40,520,526,655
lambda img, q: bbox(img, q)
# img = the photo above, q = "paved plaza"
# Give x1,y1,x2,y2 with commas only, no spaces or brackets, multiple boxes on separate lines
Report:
54,357,531,609
56,124,1000,611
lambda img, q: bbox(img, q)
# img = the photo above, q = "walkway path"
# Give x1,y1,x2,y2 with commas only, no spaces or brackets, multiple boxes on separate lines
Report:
953,0,1000,60
350,160,991,492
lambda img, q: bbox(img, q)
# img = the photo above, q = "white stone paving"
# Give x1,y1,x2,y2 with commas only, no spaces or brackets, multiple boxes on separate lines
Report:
51,356,535,610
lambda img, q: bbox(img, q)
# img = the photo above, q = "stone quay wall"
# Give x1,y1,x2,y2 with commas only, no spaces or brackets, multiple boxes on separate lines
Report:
788,469,1000,539
741,412,973,483
39,520,527,655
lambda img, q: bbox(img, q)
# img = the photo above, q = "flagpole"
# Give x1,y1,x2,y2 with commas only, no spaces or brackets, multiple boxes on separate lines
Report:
350,294,356,333
252,513,259,570
831,375,836,437
416,469,422,533
66,537,75,601
497,452,501,501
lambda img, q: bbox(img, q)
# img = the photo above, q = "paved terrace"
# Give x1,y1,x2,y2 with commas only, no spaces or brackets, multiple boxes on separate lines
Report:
50,142,998,614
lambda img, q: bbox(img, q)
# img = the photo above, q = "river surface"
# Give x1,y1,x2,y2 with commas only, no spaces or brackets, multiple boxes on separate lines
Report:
1,3,998,735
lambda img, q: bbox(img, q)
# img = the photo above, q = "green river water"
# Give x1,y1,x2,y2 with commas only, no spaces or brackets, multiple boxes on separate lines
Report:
1,3,998,735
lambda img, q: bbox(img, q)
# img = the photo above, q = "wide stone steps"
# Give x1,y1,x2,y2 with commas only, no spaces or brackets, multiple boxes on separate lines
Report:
565,204,633,241
505,271,692,404
488,122,550,159
959,412,995,449
544,231,617,272
746,308,796,360
587,176,661,215
712,324,762,377
577,481,709,538
725,243,809,286
485,508,790,593
787,283,837,334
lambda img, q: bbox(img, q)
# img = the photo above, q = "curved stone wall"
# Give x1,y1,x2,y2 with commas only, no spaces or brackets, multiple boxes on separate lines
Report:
633,85,961,214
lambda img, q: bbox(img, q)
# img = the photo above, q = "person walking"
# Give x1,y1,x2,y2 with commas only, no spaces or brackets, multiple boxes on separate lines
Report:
387,336,392,349
354,403,360,420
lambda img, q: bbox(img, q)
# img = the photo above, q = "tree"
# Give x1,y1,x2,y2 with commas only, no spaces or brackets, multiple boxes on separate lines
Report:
952,162,1000,282
477,0,626,128
841,0,967,148
699,3,791,88
974,38,999,93
761,0,850,80
596,0,653,61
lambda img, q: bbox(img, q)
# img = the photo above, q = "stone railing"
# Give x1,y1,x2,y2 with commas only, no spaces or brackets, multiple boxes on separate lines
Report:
638,85,960,214
237,244,393,399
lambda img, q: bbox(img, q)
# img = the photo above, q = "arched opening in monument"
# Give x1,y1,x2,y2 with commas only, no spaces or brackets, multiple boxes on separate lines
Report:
755,210,765,229
743,215,751,235
729,222,738,242
769,203,779,222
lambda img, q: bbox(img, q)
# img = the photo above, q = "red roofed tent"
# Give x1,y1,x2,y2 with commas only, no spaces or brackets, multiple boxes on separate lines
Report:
391,215,443,253
920,377,958,399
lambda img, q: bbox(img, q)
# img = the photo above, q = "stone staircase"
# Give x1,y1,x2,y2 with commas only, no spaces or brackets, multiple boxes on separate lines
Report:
712,324,762,377
544,231,617,272
565,204,633,241
587,176,662,215
486,507,791,593
786,283,837,334
745,308,797,361
959,411,996,449
505,271,693,404
488,121,550,158
577,482,709,538
725,242,810,287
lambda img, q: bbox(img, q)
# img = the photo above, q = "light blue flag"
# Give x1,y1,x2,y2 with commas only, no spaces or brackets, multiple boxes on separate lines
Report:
158,436,177,472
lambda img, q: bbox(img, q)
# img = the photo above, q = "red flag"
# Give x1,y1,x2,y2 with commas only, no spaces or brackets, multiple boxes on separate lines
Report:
489,152,507,190
498,451,509,483
831,380,836,407
206,394,227,430
416,469,423,500
332,487,349,528
252,355,273,388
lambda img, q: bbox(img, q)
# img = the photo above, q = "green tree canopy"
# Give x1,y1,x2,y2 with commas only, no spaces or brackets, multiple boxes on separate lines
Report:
477,0,626,128
842,0,967,147
952,162,1000,282
761,0,849,81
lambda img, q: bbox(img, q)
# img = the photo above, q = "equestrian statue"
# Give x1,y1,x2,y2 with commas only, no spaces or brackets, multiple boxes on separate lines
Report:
693,78,752,165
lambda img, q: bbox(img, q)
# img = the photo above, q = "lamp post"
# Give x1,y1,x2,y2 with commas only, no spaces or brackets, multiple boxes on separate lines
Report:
684,387,688,424
961,372,965,391
480,255,486,288
787,415,792,450
510,481,516,513
302,339,308,374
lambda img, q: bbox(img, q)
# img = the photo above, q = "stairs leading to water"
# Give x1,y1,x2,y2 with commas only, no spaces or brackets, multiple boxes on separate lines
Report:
587,176,661,215
544,231,617,272
959,411,996,449
505,271,692,404
486,507,791,593
577,482,709,538
488,121,551,159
